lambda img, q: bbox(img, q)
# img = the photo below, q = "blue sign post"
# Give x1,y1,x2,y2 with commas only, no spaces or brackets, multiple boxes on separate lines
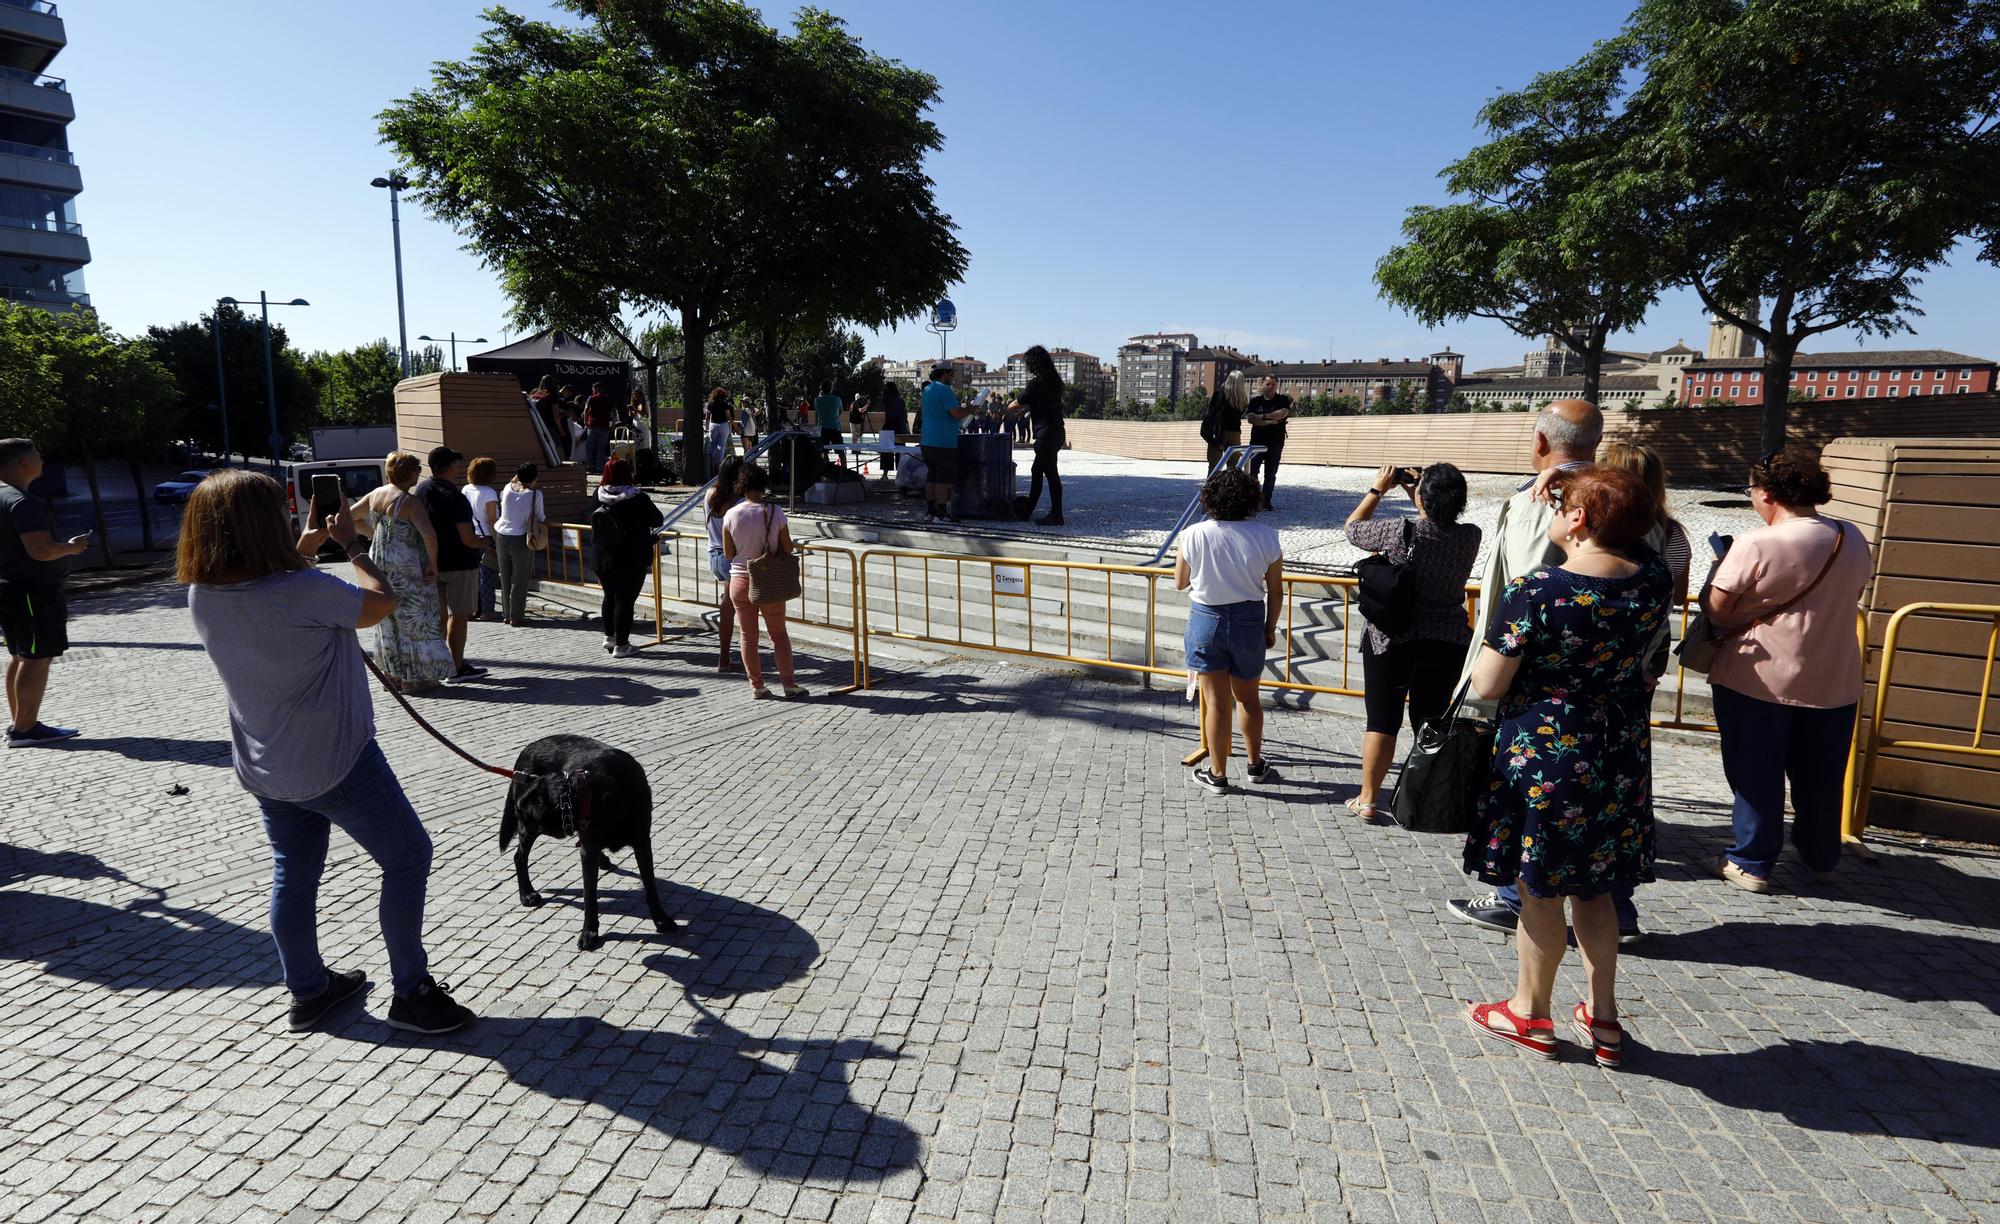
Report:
926,297,958,365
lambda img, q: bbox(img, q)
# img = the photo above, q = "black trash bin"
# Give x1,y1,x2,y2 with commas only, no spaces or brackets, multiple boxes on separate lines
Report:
947,432,1016,518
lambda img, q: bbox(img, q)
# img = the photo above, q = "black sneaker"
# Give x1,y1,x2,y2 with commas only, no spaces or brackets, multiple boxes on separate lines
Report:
1036,513,1065,527
1245,759,1272,784
288,968,366,1032
1192,767,1228,794
386,977,475,1034
448,664,489,683
5,722,80,748
1448,894,1519,934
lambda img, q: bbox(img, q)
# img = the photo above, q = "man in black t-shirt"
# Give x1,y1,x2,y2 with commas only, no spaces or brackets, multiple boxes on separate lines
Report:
1245,375,1293,511
414,446,489,682
0,438,92,746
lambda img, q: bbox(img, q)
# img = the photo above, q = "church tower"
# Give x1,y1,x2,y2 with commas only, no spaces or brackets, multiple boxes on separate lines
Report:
1707,302,1761,360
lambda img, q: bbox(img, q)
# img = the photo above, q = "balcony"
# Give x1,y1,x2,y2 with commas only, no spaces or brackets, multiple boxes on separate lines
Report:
0,211,85,263
0,135,75,192
0,65,69,123
0,283,87,312
0,2,62,76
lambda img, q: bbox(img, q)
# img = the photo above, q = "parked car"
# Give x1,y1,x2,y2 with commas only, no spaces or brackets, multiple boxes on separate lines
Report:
287,442,313,461
153,470,215,503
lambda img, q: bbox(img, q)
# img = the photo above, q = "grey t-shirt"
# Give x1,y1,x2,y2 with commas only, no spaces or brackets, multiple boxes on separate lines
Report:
188,567,371,801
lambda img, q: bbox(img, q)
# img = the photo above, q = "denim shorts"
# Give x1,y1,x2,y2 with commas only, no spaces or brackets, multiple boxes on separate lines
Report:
1185,599,1266,681
708,547,730,583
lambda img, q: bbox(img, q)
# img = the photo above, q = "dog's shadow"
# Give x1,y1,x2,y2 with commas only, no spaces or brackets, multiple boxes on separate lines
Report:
532,877,822,1000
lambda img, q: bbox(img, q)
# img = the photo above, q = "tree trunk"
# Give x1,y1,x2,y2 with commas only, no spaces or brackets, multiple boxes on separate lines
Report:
1759,336,1797,458
129,459,154,551
679,307,708,487
1580,323,1610,407
760,320,781,426
81,454,114,569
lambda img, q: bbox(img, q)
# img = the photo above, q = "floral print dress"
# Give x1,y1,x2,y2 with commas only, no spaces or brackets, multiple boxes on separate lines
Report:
1464,556,1671,898
364,496,454,688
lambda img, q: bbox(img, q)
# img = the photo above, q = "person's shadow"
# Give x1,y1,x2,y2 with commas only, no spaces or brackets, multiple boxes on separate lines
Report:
0,890,271,990
1636,920,2000,1011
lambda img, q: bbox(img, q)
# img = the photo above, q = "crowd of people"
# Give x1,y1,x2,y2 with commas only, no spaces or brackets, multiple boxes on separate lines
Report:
1,412,1874,1056
1176,398,1871,1067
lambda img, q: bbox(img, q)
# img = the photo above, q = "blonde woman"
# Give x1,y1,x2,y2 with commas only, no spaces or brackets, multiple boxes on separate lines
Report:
1201,370,1250,471
354,451,454,692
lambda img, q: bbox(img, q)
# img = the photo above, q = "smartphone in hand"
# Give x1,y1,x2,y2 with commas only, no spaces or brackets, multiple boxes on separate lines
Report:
310,473,343,526
1708,531,1733,559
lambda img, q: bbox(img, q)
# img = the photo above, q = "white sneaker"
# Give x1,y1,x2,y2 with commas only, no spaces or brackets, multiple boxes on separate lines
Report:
602,639,615,655
612,643,637,658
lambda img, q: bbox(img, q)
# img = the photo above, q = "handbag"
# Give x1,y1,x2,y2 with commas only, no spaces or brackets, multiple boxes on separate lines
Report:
746,503,802,605
1354,519,1420,636
1389,680,1495,835
525,489,548,552
1677,521,1845,674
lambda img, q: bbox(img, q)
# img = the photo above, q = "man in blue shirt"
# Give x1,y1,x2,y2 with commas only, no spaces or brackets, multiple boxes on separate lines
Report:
918,364,973,519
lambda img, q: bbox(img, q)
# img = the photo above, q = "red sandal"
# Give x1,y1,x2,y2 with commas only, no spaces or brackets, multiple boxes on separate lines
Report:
1465,1000,1557,1059
1572,1002,1624,1069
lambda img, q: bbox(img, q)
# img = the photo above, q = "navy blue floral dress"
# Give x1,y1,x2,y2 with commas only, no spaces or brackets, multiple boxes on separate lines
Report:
1464,557,1670,898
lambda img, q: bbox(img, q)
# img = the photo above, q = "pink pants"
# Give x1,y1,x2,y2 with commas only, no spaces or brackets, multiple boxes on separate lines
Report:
728,573,795,689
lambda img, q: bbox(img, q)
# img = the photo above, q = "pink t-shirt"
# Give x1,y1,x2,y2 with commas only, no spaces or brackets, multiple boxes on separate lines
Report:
1708,517,1870,708
721,500,787,576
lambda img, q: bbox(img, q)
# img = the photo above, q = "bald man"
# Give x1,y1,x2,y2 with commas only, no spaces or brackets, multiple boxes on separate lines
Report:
1445,399,1642,943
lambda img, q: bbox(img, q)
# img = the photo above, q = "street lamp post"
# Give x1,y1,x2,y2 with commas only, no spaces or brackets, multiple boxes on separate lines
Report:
210,307,231,464
370,173,412,378
418,331,489,373
219,293,309,474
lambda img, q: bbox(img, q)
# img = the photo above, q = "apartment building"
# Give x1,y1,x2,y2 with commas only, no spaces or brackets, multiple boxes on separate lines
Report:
0,0,88,310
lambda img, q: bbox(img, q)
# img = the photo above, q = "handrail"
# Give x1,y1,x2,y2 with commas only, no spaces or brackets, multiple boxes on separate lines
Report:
1849,601,2000,837
1143,443,1265,566
0,0,60,16
0,65,65,90
652,428,819,532
0,136,70,163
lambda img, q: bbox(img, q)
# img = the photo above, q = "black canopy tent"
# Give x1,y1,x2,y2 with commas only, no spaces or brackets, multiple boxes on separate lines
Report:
465,329,631,409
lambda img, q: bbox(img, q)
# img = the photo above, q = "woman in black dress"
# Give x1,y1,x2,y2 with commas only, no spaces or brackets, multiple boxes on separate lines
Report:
1463,465,1669,1070
1007,345,1067,526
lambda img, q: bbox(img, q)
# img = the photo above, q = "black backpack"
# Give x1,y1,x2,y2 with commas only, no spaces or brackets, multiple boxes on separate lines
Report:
1354,519,1420,636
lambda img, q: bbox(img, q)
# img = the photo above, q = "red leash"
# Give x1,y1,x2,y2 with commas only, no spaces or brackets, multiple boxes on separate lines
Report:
362,653,515,781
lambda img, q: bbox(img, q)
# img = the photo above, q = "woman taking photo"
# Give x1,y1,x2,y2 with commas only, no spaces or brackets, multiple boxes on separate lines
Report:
1463,465,1668,1070
354,451,453,693
1175,467,1283,794
493,463,545,628
721,463,809,700
1342,462,1481,822
1008,344,1067,526
179,470,473,1035
1702,447,1869,893
590,458,664,658
705,455,746,672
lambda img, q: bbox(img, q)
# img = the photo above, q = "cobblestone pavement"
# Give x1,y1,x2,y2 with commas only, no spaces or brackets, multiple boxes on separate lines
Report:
780,451,1764,573
4,580,1998,1224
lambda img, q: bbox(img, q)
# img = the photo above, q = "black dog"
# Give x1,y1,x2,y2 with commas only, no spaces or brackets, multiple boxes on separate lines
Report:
500,734,680,950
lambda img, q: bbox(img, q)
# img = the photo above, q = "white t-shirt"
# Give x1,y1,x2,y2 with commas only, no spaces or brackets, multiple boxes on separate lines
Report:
1179,518,1282,608
494,483,544,536
722,500,786,576
462,483,498,538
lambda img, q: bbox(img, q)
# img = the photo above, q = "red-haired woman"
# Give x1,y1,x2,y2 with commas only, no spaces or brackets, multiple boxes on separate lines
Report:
1462,465,1670,1069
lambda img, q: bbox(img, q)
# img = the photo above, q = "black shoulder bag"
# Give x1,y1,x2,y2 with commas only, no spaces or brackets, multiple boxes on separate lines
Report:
1389,680,1496,835
1355,519,1421,636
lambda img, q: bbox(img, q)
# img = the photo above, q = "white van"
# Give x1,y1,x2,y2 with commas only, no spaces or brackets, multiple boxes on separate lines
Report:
285,458,386,535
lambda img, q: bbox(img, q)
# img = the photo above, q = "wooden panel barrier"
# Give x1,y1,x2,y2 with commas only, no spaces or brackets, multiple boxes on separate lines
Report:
393,372,590,525
1064,395,2000,481
1827,437,2000,842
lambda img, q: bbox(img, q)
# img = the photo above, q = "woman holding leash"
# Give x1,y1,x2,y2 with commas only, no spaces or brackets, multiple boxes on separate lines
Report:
179,469,474,1036
721,463,809,701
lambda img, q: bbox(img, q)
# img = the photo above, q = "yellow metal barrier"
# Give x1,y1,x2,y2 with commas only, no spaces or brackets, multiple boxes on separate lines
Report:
543,522,867,692
1850,601,2000,837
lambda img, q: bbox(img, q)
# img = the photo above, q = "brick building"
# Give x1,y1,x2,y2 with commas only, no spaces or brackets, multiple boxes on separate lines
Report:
1182,346,1259,398
1678,350,1997,406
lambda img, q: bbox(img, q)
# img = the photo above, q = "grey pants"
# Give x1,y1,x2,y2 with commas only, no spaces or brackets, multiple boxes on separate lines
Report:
496,532,534,622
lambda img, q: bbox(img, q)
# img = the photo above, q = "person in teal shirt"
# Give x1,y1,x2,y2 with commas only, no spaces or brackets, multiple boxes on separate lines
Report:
918,365,973,519
813,380,845,443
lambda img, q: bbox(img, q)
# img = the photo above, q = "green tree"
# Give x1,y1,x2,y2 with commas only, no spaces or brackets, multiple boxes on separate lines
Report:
380,1,966,480
303,340,404,426
1376,37,1665,406
142,303,315,460
1624,0,2000,454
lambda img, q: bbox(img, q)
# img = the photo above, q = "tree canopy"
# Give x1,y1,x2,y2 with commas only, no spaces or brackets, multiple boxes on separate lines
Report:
143,304,315,461
0,304,178,460
380,0,966,477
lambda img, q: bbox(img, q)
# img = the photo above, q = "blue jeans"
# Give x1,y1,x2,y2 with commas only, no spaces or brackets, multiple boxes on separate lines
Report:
1713,683,1855,877
1494,881,1639,929
582,427,611,474
1184,600,1266,682
254,741,433,999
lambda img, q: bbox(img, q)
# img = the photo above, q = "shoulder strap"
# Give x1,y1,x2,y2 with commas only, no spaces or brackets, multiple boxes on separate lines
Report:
1725,520,1848,637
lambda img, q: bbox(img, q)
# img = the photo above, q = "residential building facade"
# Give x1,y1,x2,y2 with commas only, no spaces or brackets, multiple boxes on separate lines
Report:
1245,355,1459,411
1181,345,1259,399
1679,351,1997,406
0,1,88,311
1117,333,1197,406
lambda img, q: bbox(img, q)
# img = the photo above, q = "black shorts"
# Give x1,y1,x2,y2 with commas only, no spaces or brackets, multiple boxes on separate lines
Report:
921,445,960,483
1360,638,1463,736
0,582,67,660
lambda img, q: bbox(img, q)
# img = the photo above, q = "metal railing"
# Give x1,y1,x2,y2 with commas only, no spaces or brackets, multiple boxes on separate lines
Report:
0,136,71,163
0,65,65,90
1849,602,2000,837
0,284,86,308
1143,443,1265,566
0,213,80,234
0,0,60,16
542,520,867,691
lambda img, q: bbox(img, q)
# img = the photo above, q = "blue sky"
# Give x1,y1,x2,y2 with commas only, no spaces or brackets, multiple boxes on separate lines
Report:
67,0,1997,372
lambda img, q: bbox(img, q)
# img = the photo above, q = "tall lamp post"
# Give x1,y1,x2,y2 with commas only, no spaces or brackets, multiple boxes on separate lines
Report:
219,293,309,474
370,173,412,377
418,331,488,372
209,306,232,464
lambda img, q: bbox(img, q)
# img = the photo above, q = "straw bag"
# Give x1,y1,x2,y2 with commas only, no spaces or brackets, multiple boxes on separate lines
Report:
746,504,801,605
